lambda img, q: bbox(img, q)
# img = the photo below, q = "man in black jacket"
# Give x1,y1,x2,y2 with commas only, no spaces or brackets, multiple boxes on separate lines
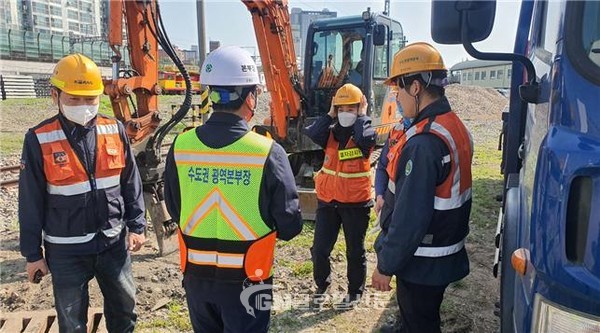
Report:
19,54,146,333
164,46,303,333
372,43,473,333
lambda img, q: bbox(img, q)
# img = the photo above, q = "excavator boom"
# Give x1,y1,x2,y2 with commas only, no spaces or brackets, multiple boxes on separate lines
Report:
105,0,162,144
242,0,302,141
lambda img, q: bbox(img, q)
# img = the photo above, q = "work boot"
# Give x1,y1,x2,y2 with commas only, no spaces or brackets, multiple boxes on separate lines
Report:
309,287,328,310
333,293,361,311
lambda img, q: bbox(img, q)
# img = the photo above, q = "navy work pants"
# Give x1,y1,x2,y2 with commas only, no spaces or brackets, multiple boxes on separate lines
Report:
311,205,370,296
396,279,448,333
46,242,137,333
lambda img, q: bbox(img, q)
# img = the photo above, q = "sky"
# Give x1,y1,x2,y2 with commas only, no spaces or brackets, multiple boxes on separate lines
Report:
158,0,522,68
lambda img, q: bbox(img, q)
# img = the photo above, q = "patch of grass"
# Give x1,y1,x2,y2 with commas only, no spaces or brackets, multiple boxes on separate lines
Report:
98,96,114,117
470,142,503,229
291,260,313,277
284,221,315,250
0,98,50,108
0,132,24,154
450,279,467,289
137,301,192,332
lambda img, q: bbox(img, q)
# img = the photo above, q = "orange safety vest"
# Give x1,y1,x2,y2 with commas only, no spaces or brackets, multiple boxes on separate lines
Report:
34,116,126,243
384,111,473,258
386,111,473,211
315,132,372,203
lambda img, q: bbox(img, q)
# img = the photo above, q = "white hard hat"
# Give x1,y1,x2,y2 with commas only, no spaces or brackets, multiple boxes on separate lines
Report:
200,46,260,86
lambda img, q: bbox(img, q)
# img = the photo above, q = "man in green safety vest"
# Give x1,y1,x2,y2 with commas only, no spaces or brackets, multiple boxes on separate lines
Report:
164,46,303,332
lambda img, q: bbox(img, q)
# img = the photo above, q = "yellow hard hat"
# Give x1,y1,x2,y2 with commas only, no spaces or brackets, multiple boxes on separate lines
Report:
50,54,104,96
384,42,446,86
332,83,362,106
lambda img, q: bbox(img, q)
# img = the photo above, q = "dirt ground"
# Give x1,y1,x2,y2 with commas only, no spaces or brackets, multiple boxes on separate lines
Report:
0,85,507,332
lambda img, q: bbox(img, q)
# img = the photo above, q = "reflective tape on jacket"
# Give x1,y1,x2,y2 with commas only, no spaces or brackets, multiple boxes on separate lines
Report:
320,167,371,178
43,222,124,244
187,250,245,268
174,151,268,167
414,238,465,257
388,179,472,211
46,174,121,196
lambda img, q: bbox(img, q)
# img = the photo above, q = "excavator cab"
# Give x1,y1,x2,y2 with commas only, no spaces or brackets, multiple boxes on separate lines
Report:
303,11,406,145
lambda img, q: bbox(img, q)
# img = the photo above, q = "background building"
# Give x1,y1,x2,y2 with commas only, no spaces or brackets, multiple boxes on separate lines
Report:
0,0,20,30
290,7,336,65
209,40,220,52
19,0,105,37
0,0,113,64
450,60,512,89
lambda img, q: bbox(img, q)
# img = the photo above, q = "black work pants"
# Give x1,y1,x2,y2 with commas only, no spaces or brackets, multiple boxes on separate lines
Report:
396,279,448,333
311,205,370,295
183,274,271,333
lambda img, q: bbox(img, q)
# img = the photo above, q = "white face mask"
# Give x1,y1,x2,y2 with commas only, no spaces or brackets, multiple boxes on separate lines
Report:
62,104,99,126
338,112,357,127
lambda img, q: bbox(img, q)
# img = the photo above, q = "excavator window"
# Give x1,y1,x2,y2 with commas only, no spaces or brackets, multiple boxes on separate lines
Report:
306,27,366,116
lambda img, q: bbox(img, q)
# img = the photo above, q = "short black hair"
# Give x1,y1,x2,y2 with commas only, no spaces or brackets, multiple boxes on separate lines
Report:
401,70,447,98
210,85,257,112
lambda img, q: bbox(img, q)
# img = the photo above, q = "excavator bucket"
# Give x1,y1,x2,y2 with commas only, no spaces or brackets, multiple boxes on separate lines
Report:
298,187,318,221
143,192,179,256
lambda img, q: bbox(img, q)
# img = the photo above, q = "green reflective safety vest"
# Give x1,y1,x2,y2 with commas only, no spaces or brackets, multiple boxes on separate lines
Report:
174,129,277,282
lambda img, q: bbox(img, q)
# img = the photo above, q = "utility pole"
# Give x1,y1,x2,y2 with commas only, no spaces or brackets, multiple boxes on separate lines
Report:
384,0,390,16
196,0,207,68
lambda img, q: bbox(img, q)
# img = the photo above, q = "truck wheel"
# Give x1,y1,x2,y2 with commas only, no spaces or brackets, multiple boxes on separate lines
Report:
500,187,519,333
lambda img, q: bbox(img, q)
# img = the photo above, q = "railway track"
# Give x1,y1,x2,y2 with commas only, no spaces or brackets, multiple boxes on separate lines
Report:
0,164,20,188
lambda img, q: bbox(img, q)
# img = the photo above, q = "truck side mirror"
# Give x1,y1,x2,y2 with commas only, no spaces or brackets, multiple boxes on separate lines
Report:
431,0,496,44
373,25,386,46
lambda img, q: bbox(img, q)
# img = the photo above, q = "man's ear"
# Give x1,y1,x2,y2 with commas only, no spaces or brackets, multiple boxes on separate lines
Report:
410,80,421,97
50,88,59,105
244,92,255,109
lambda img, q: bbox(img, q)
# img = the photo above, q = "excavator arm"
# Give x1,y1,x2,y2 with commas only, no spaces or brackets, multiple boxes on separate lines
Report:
104,0,192,255
104,0,162,144
242,0,303,142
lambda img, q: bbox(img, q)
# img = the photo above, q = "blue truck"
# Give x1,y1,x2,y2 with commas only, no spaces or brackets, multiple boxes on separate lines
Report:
431,0,600,332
